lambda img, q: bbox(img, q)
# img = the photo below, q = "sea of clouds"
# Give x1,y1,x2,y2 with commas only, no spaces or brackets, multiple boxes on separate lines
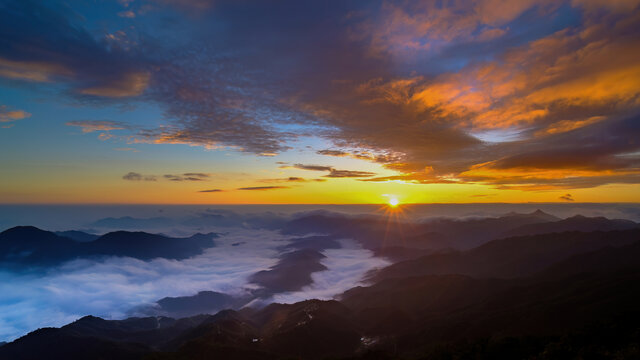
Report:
0,226,388,342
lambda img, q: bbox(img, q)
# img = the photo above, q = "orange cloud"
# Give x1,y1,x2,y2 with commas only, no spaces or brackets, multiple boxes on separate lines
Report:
571,0,639,13
0,57,73,82
117,10,136,18
292,6,640,191
459,160,640,190
355,8,640,133
363,0,556,56
316,149,401,163
536,116,606,136
66,120,127,133
0,106,31,123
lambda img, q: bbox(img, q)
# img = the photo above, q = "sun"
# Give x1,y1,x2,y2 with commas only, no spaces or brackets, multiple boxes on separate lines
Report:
388,196,400,207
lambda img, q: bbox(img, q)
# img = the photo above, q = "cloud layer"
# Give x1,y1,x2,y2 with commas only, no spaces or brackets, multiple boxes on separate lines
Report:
0,229,277,341
0,225,390,342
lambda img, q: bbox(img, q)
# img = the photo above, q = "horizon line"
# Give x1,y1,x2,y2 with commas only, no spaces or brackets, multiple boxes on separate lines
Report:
0,202,639,206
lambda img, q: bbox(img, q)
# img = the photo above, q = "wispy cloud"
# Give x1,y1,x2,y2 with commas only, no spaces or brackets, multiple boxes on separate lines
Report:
122,172,211,182
316,149,400,163
122,172,157,181
325,169,375,178
0,105,30,125
117,10,135,18
286,164,376,178
260,177,326,183
237,186,290,191
470,194,496,198
559,193,574,201
66,120,128,133
288,164,334,172
164,173,211,181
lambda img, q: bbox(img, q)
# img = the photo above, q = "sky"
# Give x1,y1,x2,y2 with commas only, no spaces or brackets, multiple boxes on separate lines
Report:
0,0,639,204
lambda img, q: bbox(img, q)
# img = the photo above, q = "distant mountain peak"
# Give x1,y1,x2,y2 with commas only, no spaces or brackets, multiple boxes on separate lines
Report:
73,315,104,324
500,209,558,221
1,225,48,235
504,214,639,238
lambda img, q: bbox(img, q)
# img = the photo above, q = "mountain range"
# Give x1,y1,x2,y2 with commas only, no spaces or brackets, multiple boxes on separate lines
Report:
0,226,218,267
1,212,639,359
284,209,638,255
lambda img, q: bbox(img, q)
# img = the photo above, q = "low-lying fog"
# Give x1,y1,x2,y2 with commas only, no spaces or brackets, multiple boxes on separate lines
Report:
0,224,388,341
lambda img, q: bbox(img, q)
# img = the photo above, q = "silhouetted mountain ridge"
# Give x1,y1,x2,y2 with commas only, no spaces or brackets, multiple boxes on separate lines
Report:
0,226,218,267
374,229,640,281
282,209,563,252
505,214,639,237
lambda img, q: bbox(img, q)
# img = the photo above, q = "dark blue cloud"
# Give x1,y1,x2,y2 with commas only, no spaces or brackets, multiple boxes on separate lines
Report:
0,0,150,97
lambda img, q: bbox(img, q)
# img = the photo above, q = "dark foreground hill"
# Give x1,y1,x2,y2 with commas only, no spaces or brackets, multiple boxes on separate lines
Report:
374,229,640,280
2,228,639,359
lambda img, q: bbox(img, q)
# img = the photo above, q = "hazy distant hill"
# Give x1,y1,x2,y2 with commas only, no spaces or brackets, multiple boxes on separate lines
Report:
282,209,563,252
0,226,217,267
505,214,639,237
0,226,80,267
419,209,562,249
54,230,100,242
90,216,173,229
90,231,217,260
136,291,250,319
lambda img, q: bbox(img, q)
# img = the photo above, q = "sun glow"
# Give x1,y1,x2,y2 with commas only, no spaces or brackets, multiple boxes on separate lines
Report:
388,196,399,207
